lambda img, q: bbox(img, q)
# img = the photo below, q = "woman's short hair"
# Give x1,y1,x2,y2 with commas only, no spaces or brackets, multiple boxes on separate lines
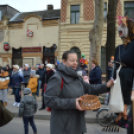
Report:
92,59,98,66
62,51,77,61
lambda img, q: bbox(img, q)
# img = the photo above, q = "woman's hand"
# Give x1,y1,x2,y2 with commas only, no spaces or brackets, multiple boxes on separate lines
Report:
106,79,114,88
76,97,83,111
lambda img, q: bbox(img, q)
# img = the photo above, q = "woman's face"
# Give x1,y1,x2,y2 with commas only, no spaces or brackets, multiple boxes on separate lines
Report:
46,67,51,71
13,68,17,72
91,62,95,69
1,70,4,73
63,53,78,70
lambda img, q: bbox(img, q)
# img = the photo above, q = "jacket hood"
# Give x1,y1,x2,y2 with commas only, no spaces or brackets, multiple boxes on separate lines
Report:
57,63,78,78
23,95,34,104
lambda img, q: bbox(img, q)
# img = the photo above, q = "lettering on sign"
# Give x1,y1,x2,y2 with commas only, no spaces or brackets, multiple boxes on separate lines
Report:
23,47,42,53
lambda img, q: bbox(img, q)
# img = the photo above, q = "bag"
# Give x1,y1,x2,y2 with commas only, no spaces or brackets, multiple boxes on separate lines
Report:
44,78,64,93
0,101,14,127
109,65,124,113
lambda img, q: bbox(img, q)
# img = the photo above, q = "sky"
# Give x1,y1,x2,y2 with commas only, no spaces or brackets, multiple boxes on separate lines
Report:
0,0,61,12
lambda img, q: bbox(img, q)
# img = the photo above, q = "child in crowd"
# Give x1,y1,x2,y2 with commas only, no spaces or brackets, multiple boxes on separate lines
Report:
27,70,39,100
82,70,89,83
19,88,38,134
0,67,10,106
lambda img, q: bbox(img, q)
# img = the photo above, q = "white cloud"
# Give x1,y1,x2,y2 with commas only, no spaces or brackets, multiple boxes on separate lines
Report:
0,0,61,12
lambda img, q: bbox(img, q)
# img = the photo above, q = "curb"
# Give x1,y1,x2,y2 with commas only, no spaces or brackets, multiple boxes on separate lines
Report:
13,113,98,123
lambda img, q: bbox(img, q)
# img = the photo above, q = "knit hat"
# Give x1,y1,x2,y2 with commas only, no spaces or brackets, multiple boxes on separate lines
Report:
46,64,53,69
25,64,29,68
24,88,31,95
30,70,36,76
13,65,19,70
1,67,7,71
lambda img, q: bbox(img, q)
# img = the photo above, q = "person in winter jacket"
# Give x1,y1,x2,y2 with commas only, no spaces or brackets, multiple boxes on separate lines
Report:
44,51,113,134
0,67,10,106
36,64,45,96
39,64,54,110
10,65,24,108
23,64,31,87
19,88,38,134
27,70,39,99
89,59,102,84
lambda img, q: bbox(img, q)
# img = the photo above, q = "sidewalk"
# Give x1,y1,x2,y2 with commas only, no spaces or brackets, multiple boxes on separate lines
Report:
7,89,108,123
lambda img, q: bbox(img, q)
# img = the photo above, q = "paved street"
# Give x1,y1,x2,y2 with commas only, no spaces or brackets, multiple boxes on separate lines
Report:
0,118,126,134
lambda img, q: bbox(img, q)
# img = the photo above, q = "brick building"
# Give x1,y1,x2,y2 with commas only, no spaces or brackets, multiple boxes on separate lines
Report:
59,0,134,73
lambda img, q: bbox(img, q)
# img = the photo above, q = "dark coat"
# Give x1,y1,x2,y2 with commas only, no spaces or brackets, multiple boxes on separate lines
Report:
23,68,31,83
41,70,55,89
10,72,24,88
36,68,45,81
19,95,38,117
44,63,109,134
89,66,102,84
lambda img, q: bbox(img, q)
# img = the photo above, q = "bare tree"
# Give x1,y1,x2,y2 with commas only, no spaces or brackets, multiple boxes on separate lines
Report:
106,0,118,79
89,0,104,65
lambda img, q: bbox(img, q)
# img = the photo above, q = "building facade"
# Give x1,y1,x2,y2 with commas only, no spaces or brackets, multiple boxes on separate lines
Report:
59,0,134,73
0,5,60,67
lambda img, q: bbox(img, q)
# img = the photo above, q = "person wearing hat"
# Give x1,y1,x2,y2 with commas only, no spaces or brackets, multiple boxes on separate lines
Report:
10,65,24,107
27,70,39,99
39,64,54,110
19,88,38,134
0,67,10,106
23,64,31,87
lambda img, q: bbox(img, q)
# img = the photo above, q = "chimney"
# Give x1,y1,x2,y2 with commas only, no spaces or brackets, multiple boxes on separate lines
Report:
47,5,53,10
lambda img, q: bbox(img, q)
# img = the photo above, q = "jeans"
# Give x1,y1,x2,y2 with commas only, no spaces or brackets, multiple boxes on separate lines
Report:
13,88,21,103
37,80,42,96
0,89,7,102
23,116,37,134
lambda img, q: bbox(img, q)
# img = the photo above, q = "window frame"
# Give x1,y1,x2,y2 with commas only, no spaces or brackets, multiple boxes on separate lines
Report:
103,2,107,22
0,11,2,20
124,1,134,19
70,5,80,24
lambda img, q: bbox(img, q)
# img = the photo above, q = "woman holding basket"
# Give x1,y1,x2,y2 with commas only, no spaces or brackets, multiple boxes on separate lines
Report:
44,51,113,134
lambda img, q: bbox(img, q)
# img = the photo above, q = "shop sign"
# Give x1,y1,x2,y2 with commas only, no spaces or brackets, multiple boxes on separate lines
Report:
23,47,41,53
27,30,33,37
4,42,10,51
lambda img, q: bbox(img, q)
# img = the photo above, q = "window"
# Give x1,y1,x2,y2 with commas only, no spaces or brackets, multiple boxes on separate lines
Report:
104,2,107,22
0,11,1,20
124,1,134,21
70,5,80,24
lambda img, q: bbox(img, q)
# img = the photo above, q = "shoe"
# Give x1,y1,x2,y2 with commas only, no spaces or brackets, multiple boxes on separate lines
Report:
13,102,18,107
39,107,45,110
17,103,20,108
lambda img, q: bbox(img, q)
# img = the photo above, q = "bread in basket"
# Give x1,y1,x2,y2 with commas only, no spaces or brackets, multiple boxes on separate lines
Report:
79,95,101,110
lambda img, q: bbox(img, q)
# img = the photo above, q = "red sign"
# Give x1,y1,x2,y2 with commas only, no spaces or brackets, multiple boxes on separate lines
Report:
4,43,10,51
23,47,41,53
27,30,33,37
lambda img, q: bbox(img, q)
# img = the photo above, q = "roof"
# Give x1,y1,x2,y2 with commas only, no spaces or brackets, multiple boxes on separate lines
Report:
9,9,60,23
0,4,20,12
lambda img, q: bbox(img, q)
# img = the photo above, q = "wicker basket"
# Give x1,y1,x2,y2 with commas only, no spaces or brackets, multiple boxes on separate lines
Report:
79,95,101,110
